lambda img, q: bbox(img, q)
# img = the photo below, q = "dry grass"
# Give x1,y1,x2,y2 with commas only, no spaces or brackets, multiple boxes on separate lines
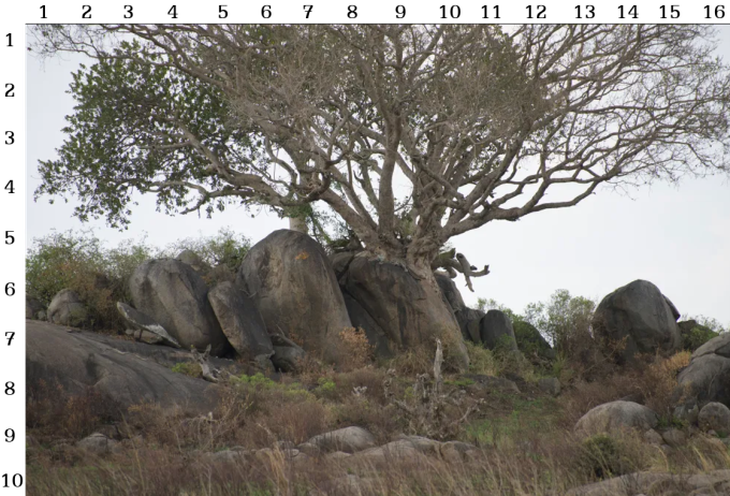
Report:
27,350,729,495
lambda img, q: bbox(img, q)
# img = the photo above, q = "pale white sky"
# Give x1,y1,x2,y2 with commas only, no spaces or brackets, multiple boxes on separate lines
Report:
26,27,730,326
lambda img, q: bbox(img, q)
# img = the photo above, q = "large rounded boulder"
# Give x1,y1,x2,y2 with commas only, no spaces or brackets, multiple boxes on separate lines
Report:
207,281,274,366
574,400,658,437
129,259,230,356
236,230,351,365
338,254,469,370
592,280,681,361
677,332,730,408
26,320,219,414
47,289,89,328
480,310,518,351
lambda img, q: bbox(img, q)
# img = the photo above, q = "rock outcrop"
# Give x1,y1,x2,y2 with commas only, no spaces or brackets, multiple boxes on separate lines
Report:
47,289,89,327
480,310,518,351
117,302,181,348
207,281,274,366
574,400,658,437
237,230,351,365
338,254,469,371
129,259,230,356
677,332,730,409
26,320,219,414
592,280,682,361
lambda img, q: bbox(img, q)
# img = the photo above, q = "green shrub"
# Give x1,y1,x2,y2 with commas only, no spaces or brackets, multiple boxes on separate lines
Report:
171,362,202,378
684,325,719,351
26,230,156,332
164,227,251,272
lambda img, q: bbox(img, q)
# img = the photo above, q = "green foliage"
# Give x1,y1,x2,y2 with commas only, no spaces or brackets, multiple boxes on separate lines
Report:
26,230,105,305
233,372,277,388
684,325,719,351
165,227,251,272
36,39,258,227
26,230,156,331
683,314,728,335
523,289,596,356
465,341,501,376
171,362,202,378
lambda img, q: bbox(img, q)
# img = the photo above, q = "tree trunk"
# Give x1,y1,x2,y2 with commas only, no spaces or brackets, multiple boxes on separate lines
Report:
288,216,308,234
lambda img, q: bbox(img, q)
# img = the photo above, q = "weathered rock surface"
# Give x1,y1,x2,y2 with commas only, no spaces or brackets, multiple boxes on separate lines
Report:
304,426,376,454
435,272,466,313
566,469,730,496
270,334,306,372
129,259,229,356
592,280,682,361
175,249,211,275
26,297,46,321
574,401,658,437
117,302,181,348
677,333,730,408
679,319,719,351
237,230,351,365
339,254,469,371
480,310,518,351
207,281,274,365
342,293,393,360
27,320,219,414
47,289,89,327
435,272,484,344
77,433,119,455
513,320,555,361
699,402,730,435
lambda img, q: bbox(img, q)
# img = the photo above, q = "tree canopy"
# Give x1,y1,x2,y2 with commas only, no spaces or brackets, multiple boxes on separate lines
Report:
33,25,730,270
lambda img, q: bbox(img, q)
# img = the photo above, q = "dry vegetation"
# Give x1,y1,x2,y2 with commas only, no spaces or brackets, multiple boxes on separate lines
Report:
26,233,730,494
27,342,730,496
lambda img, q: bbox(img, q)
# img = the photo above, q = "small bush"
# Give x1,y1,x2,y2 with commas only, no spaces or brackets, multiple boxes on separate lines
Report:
171,362,202,378
578,434,641,479
26,230,156,332
684,325,719,351
164,227,251,273
338,327,374,370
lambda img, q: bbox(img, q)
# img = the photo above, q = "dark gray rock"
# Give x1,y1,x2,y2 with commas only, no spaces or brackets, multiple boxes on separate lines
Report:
175,249,211,275
677,333,730,408
270,334,306,372
129,259,229,356
117,302,181,348
699,402,730,435
459,308,485,344
434,272,484,344
592,280,682,361
26,320,220,414
480,310,518,351
342,293,393,360
339,254,468,371
330,251,356,279
513,320,555,360
237,230,351,366
47,289,89,327
435,272,466,313
207,281,274,364
26,297,45,321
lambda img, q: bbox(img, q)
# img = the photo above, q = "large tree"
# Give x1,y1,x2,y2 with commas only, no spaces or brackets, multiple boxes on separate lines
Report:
34,25,730,278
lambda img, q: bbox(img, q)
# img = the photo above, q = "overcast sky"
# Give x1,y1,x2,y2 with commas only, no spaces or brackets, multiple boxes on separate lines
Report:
26,26,730,327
